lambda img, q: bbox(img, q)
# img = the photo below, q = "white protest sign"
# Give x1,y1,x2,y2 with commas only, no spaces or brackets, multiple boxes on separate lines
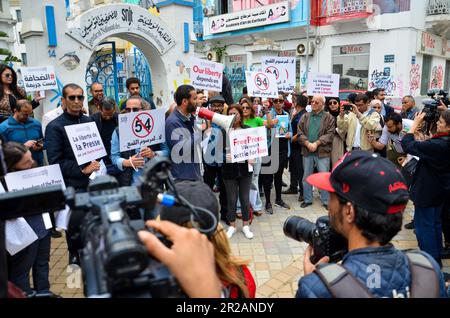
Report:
262,56,296,92
307,73,340,97
20,66,58,92
245,71,278,98
65,122,107,165
190,57,223,92
118,109,165,152
229,127,268,163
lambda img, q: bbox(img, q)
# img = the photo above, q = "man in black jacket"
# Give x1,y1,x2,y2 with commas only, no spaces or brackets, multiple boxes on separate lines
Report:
402,110,450,267
45,83,100,265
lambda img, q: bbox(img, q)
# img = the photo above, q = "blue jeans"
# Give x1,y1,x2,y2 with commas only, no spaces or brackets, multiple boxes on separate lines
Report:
414,205,443,266
302,154,330,205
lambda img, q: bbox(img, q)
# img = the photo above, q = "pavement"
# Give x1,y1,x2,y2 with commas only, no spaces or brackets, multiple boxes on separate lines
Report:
46,175,450,298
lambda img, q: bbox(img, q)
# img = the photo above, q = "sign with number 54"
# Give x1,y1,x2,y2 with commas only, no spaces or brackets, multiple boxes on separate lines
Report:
118,109,166,152
245,71,278,98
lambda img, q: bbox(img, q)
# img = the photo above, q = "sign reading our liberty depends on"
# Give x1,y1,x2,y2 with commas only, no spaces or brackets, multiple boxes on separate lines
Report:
262,56,296,92
245,71,278,98
65,122,107,165
307,73,340,97
20,65,58,92
229,127,268,163
190,57,223,92
118,109,165,152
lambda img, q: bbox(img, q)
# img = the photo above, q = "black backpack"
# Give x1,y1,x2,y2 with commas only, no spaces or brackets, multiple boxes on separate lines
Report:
314,250,440,298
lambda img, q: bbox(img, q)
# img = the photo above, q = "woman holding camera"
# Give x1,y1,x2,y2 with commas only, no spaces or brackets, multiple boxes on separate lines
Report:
401,110,450,267
2,142,54,297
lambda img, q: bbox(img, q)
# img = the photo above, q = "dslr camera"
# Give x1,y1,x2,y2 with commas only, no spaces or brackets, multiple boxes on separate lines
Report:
283,216,348,264
422,89,449,133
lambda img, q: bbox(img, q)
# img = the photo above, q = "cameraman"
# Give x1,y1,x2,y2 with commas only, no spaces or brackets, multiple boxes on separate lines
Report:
401,110,450,267
296,151,447,298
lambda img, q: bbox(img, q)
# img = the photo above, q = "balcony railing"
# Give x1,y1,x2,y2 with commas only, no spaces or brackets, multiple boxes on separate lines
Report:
427,0,450,15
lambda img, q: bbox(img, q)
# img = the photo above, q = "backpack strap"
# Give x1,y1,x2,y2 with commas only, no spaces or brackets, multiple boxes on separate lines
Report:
404,251,440,298
314,263,374,298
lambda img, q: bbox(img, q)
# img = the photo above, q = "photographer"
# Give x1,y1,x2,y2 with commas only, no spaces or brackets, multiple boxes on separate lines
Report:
296,151,447,298
401,110,450,267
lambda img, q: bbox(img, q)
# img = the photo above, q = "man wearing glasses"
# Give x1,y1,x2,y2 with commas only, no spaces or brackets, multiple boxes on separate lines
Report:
46,83,101,265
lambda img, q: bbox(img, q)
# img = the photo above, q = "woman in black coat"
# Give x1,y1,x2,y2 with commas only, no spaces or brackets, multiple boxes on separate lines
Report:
401,110,450,267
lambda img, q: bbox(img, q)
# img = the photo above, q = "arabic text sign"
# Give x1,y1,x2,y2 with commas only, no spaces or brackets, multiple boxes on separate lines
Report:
229,127,268,163
245,71,278,98
65,122,107,165
119,109,165,152
307,73,340,98
207,1,290,34
190,57,223,92
20,66,58,92
67,4,176,54
262,56,296,92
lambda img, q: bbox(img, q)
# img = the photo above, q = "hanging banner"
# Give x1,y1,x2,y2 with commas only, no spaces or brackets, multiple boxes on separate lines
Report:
65,122,107,165
118,109,165,152
307,73,340,97
261,56,296,92
229,127,268,163
20,66,58,92
245,71,278,98
190,57,224,92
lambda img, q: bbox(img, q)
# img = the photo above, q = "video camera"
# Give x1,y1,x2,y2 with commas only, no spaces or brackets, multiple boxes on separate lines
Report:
283,216,348,264
0,156,217,298
421,89,449,133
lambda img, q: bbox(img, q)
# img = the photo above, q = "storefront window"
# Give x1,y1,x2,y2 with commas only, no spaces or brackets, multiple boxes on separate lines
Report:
332,44,370,91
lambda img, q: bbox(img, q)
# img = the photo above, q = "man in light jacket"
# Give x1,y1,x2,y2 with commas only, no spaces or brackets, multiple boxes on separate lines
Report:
337,93,381,152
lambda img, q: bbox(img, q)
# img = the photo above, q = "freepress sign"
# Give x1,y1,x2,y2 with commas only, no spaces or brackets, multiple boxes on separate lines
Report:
206,2,290,35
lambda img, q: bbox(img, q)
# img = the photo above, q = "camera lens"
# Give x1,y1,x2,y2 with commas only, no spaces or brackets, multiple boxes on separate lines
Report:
283,216,315,245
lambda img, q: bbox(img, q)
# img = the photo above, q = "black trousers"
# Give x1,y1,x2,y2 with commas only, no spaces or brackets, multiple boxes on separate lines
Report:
289,147,304,194
223,175,252,223
261,151,289,204
8,232,51,295
442,196,450,246
203,164,228,219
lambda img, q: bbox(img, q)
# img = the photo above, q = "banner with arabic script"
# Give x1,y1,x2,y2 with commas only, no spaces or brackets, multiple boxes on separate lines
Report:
67,4,176,55
20,66,58,92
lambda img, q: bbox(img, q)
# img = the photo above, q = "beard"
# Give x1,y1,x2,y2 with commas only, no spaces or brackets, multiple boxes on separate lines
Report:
187,102,197,114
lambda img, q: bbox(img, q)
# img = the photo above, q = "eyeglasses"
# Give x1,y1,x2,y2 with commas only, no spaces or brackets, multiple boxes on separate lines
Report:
67,95,85,101
242,106,251,110
273,99,284,103
126,108,140,112
329,101,338,105
3,73,12,78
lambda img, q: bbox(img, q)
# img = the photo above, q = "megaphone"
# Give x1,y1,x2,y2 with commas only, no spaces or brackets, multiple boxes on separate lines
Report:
197,107,236,129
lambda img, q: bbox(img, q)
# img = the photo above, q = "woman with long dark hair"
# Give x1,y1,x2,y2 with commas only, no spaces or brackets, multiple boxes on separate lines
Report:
0,65,43,122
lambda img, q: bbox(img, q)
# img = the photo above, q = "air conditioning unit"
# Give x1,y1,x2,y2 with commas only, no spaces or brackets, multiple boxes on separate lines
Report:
206,51,219,62
296,41,315,56
203,7,216,17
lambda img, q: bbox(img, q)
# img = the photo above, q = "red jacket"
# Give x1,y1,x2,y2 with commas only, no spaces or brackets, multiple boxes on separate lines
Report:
227,265,256,298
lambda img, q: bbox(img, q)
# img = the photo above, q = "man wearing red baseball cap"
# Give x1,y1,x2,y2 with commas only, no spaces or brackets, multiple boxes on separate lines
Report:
296,150,447,298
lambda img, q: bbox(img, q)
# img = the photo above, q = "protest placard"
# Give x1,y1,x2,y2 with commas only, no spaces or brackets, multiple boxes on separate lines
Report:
275,115,290,138
20,66,58,92
245,71,278,98
229,127,268,163
262,56,296,92
190,57,223,92
307,73,340,97
65,122,107,165
118,108,165,152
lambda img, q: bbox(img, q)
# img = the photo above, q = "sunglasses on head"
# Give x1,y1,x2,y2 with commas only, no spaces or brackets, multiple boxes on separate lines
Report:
273,99,284,103
126,107,140,112
67,95,85,101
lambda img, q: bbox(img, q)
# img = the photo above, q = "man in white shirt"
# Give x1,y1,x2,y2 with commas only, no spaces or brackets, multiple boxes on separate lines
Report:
41,105,65,136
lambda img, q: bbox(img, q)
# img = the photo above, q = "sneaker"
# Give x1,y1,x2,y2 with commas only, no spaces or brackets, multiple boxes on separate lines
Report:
265,203,273,215
274,200,290,209
298,194,304,202
242,226,254,239
282,181,288,187
51,228,62,239
226,226,236,239
282,188,298,195
300,202,312,208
